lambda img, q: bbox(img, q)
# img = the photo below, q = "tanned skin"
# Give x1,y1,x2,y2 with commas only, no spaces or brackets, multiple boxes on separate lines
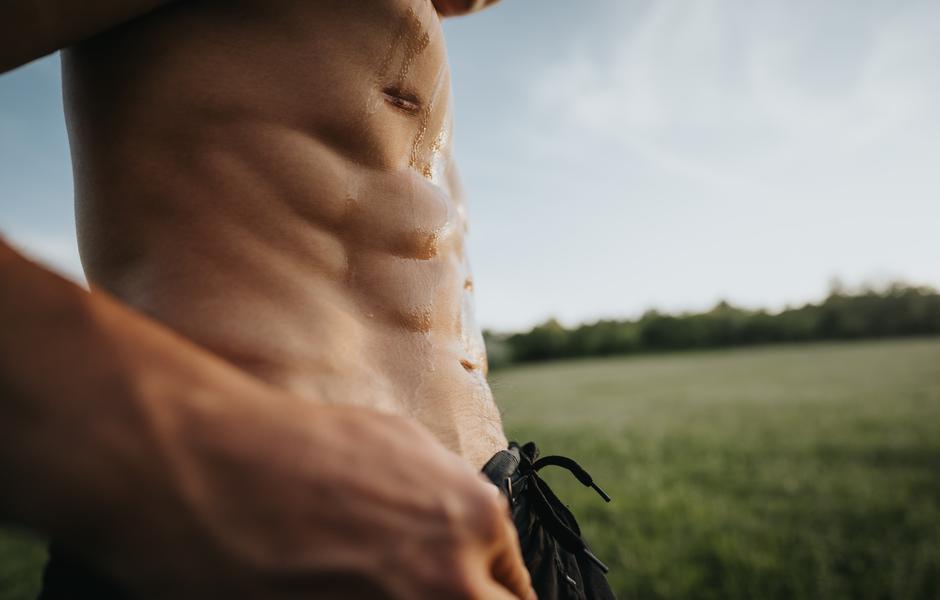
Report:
0,0,530,598
70,0,505,468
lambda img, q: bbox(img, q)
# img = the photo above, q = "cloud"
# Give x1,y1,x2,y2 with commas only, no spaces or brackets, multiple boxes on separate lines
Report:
532,0,940,191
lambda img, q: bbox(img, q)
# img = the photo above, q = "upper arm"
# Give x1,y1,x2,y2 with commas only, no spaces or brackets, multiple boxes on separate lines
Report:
433,0,500,18
0,0,178,74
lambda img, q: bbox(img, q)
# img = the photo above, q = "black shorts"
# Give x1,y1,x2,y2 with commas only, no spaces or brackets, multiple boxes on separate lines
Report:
39,442,616,600
482,441,617,600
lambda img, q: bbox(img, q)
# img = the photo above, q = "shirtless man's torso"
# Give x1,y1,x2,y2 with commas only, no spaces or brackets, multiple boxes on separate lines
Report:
0,1,617,597
67,0,505,467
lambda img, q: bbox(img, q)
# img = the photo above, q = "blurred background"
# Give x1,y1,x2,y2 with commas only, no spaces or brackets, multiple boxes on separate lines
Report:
2,0,939,598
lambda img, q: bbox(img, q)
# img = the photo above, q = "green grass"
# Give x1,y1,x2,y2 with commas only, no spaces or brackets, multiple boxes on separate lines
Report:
2,338,939,599
0,529,44,600
494,338,940,599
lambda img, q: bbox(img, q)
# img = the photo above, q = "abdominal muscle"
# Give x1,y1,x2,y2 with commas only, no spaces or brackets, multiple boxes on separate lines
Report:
64,0,508,468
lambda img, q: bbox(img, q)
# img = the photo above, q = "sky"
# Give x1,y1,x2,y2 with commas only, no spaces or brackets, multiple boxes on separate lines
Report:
2,0,939,332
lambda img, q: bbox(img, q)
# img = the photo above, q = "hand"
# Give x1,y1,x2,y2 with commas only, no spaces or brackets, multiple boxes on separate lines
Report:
95,391,534,599
0,245,531,598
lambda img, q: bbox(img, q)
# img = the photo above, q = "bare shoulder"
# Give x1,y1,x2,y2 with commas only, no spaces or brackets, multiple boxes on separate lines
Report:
432,0,500,18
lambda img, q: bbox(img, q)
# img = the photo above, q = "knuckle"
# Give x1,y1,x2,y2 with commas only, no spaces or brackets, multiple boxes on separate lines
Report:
469,485,507,541
438,478,499,525
440,490,468,523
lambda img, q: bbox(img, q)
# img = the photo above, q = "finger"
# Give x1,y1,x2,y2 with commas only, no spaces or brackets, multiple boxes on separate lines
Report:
490,505,534,600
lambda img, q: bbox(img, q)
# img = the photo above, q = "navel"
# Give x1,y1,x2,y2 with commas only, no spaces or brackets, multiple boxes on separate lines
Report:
460,358,478,372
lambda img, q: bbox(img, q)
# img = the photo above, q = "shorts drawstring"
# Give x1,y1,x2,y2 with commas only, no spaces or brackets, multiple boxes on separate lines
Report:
513,442,612,574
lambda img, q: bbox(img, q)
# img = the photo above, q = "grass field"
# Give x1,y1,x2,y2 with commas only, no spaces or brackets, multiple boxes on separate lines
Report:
2,338,939,599
495,338,940,599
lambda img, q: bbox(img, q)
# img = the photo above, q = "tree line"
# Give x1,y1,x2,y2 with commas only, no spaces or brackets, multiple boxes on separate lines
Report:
484,283,940,369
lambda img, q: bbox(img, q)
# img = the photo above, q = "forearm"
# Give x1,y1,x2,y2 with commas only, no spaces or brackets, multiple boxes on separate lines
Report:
0,242,533,598
0,240,270,544
1,0,176,74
